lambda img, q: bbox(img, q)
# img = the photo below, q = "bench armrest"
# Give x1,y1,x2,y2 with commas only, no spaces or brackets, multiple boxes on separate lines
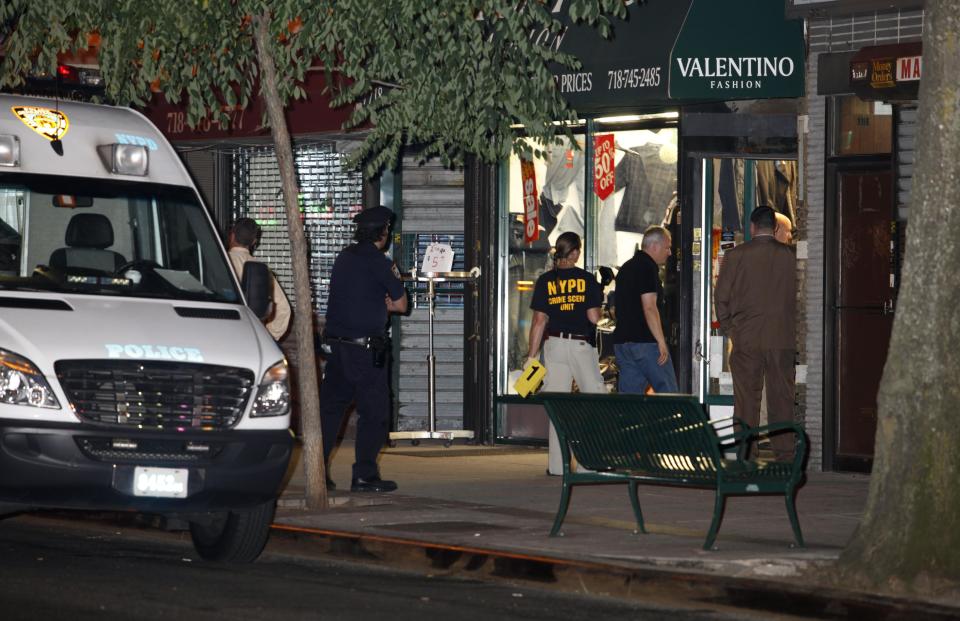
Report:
710,415,751,434
717,422,807,474
719,421,802,442
711,416,754,461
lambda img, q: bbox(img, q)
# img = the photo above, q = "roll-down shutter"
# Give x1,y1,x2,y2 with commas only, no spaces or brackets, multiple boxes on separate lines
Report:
397,157,466,432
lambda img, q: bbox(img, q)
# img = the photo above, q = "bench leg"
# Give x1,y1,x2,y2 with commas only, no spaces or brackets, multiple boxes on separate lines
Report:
785,488,805,548
550,480,573,537
703,491,726,551
627,482,647,534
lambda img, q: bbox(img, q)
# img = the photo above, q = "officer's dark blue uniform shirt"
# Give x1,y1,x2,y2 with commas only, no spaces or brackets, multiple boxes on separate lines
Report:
325,242,406,338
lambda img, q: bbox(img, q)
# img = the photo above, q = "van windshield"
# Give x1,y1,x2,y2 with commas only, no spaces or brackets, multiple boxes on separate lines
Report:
0,173,240,304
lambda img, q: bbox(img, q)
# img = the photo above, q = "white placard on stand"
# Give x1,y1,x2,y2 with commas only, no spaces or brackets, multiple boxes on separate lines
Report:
421,243,454,273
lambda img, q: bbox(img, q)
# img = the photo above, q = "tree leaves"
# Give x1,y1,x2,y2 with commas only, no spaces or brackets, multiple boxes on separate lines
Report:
1,0,625,171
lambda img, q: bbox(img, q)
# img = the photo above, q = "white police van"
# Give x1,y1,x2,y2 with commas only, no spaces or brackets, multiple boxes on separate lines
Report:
0,94,292,562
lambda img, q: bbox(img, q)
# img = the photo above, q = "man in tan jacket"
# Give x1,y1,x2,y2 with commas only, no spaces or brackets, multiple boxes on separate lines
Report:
227,218,291,341
714,206,797,461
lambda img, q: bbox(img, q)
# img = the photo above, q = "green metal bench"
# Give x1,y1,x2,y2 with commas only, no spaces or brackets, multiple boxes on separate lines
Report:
540,393,807,550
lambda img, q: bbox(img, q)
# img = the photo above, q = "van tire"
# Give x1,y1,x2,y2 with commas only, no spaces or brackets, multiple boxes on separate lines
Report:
189,499,276,563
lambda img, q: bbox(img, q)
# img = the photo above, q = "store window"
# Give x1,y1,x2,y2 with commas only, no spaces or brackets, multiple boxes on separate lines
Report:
500,118,679,397
831,95,893,157
504,135,584,377
591,125,678,271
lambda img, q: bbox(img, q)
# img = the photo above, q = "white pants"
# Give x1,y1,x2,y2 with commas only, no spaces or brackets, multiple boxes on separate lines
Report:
542,336,605,475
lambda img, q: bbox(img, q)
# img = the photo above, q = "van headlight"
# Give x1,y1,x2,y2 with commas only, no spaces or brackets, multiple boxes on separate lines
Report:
251,360,290,417
0,349,60,409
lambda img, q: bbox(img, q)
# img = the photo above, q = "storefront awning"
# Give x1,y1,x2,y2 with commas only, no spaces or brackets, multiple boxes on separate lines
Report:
140,69,355,142
553,0,805,114
849,42,922,102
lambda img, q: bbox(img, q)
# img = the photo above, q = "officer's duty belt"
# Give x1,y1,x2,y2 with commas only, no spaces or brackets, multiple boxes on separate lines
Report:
325,335,373,347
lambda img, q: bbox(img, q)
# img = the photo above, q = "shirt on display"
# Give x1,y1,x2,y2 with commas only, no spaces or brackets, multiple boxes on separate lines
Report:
614,145,678,234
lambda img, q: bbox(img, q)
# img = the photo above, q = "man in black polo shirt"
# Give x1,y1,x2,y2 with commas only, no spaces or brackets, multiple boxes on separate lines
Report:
321,206,408,492
613,225,678,393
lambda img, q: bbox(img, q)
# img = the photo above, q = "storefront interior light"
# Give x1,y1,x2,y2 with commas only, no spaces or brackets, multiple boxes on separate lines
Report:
97,143,149,176
0,135,20,167
511,112,678,131
510,119,588,130
595,112,679,124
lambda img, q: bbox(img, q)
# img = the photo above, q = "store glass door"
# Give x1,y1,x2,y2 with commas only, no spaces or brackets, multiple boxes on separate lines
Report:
692,157,799,434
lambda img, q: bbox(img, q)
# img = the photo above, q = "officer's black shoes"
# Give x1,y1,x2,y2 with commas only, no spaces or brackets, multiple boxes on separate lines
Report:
350,476,398,493
325,477,336,491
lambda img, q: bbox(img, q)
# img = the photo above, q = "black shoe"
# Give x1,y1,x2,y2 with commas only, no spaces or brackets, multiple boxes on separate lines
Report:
326,478,336,491
350,476,398,493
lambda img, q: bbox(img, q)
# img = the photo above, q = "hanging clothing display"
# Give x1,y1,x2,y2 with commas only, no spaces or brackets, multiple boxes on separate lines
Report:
540,140,584,204
718,159,744,233
756,160,798,226
597,187,623,268
614,145,677,233
537,139,585,245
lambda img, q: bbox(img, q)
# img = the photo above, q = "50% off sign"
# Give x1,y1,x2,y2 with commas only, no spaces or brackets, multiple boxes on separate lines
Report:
594,134,615,201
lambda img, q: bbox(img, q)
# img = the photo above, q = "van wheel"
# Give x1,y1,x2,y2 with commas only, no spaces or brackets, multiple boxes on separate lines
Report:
189,499,276,563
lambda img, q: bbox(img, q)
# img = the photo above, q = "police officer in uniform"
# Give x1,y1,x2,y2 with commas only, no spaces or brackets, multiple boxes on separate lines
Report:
321,206,408,492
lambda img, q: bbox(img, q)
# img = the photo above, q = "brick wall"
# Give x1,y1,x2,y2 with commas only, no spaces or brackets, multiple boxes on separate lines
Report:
802,53,826,471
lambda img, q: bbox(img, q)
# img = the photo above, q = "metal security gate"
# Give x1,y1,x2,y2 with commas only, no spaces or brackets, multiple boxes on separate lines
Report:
396,157,466,433
177,148,231,231
231,143,363,315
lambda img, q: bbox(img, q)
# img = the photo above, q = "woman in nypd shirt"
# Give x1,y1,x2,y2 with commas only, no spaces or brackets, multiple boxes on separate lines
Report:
526,231,605,475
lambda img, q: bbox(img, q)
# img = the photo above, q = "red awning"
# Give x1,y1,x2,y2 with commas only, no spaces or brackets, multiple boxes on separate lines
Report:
140,69,358,142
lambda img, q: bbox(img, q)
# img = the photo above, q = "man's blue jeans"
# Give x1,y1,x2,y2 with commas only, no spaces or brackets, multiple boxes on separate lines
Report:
615,342,679,394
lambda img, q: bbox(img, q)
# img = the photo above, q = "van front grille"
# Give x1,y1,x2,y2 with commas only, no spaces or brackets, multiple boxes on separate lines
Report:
54,360,255,430
76,437,225,463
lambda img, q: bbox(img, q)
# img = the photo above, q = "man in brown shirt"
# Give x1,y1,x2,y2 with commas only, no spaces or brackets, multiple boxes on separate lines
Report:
715,206,797,460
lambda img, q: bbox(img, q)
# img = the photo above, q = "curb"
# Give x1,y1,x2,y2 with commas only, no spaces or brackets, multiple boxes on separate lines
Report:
268,521,960,621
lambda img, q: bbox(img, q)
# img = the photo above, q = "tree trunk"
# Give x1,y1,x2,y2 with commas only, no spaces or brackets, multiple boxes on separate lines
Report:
833,0,960,596
253,13,327,510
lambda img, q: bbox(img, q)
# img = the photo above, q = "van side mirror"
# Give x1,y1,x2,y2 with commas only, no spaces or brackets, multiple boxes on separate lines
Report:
241,261,272,320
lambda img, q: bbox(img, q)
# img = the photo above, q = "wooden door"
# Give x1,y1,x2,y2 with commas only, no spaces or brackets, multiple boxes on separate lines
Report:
835,170,895,466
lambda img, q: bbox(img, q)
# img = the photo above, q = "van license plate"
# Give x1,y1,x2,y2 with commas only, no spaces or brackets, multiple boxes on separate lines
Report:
133,467,188,498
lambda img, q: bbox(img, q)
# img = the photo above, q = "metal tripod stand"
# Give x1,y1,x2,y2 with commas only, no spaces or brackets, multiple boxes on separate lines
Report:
389,270,478,447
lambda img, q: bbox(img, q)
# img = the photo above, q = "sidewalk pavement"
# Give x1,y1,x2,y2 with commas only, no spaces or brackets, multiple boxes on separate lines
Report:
272,441,957,618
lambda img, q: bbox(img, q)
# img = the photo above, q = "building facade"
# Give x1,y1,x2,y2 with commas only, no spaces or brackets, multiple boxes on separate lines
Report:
132,1,924,473
789,0,924,471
